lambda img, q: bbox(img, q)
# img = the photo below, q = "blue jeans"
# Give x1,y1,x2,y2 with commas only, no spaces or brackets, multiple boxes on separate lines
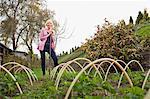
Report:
40,48,58,75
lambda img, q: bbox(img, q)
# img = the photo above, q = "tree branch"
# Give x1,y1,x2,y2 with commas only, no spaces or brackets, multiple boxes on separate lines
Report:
14,1,20,18
16,25,29,48
1,1,11,18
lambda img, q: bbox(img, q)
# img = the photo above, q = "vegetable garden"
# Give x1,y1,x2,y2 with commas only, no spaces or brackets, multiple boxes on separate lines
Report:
0,58,149,98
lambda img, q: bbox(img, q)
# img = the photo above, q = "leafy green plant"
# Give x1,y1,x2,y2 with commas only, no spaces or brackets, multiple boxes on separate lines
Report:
102,81,116,94
0,73,17,97
120,86,145,99
0,70,34,97
129,71,144,86
19,80,60,99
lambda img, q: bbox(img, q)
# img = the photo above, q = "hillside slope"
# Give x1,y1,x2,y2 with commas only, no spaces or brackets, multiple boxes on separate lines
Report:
59,22,150,64
58,49,86,64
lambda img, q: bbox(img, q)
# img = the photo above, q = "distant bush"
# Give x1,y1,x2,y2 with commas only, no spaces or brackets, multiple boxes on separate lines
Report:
3,54,29,66
81,20,147,62
3,54,40,68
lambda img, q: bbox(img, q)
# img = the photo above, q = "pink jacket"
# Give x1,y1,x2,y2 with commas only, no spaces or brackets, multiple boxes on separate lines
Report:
37,27,55,51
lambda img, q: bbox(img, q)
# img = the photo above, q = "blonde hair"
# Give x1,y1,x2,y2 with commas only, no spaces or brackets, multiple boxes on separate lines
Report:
45,19,54,28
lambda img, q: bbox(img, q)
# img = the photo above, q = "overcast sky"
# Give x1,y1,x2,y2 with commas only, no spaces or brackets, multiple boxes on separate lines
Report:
33,0,150,55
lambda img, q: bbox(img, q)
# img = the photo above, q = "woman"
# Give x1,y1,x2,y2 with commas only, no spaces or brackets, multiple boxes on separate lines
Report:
37,19,58,76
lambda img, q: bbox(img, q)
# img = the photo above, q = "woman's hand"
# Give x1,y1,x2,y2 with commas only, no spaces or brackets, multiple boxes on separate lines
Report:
50,30,55,35
51,43,55,49
47,30,54,35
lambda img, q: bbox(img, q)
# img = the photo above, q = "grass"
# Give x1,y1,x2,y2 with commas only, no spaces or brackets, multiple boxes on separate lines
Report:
136,24,150,37
32,67,52,80
58,49,86,64
32,68,42,79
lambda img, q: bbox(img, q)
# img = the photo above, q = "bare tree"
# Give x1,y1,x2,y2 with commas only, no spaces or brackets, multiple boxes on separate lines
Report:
0,0,33,50
21,1,54,55
54,19,75,49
